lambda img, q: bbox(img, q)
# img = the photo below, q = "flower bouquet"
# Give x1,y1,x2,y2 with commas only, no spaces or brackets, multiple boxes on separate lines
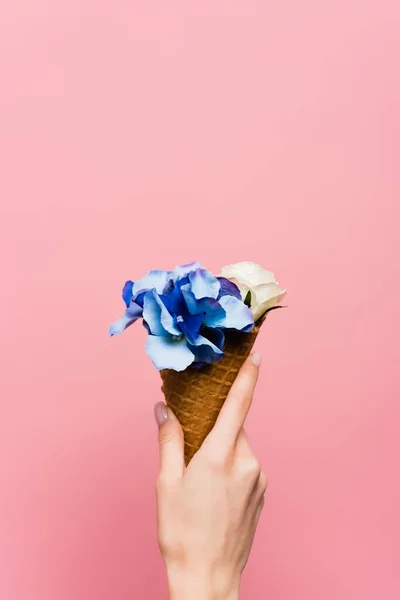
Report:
110,261,286,464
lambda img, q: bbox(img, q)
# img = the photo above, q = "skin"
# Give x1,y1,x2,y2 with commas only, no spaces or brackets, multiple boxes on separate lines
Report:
154,350,267,600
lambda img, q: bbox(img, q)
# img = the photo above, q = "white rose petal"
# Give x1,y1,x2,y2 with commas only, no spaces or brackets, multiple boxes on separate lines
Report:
220,261,286,321
221,261,277,288
252,283,286,321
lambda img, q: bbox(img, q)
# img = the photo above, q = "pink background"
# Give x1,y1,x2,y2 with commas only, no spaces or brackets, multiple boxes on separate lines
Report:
1,1,399,599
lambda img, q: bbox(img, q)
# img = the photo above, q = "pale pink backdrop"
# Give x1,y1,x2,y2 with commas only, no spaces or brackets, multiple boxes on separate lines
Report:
1,1,399,599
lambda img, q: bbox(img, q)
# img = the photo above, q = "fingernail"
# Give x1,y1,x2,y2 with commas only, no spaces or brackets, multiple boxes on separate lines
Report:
251,350,262,367
154,402,168,426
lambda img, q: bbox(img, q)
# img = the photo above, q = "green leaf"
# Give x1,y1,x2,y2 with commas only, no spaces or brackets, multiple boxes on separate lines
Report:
244,290,252,307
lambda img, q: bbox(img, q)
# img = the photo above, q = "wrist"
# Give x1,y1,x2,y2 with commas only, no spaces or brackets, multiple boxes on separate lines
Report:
167,565,240,600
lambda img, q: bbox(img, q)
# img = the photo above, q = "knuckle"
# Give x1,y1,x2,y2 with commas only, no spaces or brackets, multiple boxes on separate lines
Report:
158,429,176,448
240,457,261,480
209,454,227,472
250,458,262,477
158,536,184,562
155,473,175,493
205,448,229,471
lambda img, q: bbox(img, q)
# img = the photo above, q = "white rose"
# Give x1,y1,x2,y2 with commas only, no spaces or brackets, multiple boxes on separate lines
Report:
220,261,286,322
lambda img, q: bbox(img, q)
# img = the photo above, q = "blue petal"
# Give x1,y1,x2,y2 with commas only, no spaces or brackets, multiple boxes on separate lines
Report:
173,261,205,278
160,282,186,316
146,335,195,371
131,270,173,301
181,284,226,325
109,302,143,336
217,277,241,300
188,334,224,364
143,289,181,336
212,295,254,331
178,276,190,287
180,283,202,314
201,326,225,350
189,268,220,300
176,312,204,344
162,279,175,295
134,291,146,308
161,282,205,342
122,280,134,307
202,300,227,327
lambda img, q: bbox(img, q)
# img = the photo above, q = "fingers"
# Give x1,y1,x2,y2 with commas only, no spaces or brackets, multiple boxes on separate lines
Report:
207,350,261,454
154,402,185,481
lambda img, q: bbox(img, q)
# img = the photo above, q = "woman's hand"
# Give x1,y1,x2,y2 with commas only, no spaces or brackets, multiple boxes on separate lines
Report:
154,351,267,600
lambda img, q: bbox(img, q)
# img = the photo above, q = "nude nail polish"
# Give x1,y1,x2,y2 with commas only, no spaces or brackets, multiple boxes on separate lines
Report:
251,350,262,367
154,402,168,426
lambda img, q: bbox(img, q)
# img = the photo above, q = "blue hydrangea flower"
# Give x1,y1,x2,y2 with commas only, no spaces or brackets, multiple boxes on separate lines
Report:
109,262,254,371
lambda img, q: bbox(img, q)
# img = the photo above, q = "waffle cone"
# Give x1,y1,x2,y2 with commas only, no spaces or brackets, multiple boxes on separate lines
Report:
160,316,266,464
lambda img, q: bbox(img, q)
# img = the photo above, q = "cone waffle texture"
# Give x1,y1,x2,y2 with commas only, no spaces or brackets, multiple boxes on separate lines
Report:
160,316,265,464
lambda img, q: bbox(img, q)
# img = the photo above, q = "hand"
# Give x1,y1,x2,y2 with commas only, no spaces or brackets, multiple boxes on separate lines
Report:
154,351,267,600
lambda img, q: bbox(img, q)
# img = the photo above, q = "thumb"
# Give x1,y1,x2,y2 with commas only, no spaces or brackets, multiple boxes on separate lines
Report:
154,402,185,479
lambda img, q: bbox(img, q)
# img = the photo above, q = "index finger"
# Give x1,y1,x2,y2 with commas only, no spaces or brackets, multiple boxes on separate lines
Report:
206,350,261,453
